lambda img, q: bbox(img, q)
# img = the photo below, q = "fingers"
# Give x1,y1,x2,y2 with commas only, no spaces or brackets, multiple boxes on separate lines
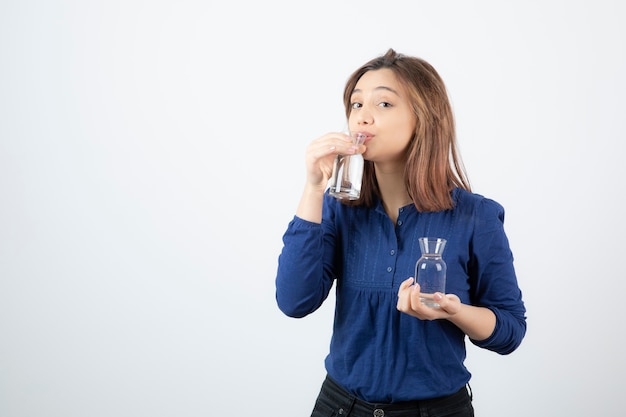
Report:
304,132,366,189
397,278,460,320
398,277,414,292
433,293,444,305
396,277,413,312
308,132,356,158
435,293,461,315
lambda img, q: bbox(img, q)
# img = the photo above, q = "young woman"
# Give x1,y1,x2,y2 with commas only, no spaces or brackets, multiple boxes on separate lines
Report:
275,48,526,417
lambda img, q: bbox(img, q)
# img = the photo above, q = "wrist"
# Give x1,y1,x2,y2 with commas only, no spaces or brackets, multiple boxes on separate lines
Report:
296,183,327,223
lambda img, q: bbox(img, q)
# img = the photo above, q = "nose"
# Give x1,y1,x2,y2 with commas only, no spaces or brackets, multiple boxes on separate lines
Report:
355,105,373,126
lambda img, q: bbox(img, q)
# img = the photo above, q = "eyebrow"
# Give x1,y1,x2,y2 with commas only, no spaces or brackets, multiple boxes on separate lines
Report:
352,86,400,96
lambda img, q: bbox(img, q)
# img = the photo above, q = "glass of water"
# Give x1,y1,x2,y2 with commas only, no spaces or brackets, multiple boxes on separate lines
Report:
328,132,366,200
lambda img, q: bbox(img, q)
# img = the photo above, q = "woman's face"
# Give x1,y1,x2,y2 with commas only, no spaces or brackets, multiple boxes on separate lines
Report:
348,68,416,165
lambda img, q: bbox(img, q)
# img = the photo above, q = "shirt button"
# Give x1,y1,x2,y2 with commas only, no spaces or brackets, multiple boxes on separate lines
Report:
397,220,403,226
399,207,404,212
390,249,395,255
338,408,344,415
386,266,392,272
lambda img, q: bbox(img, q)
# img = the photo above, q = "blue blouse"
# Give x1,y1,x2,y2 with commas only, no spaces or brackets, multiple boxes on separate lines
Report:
275,188,526,403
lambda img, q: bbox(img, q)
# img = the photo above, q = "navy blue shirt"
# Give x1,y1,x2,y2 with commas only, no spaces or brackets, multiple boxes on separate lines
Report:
276,188,526,403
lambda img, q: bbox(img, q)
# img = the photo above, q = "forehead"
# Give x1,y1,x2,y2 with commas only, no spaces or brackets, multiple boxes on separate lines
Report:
353,68,403,93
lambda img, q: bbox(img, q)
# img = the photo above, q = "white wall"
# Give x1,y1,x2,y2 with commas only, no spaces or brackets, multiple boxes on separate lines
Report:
1,1,624,416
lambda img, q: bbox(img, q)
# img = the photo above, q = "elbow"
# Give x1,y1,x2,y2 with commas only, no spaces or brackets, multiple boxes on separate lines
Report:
275,291,318,319
276,299,309,319
506,316,528,354
472,309,527,355
494,328,526,355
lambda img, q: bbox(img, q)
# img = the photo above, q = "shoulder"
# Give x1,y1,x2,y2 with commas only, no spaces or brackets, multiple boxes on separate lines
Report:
453,188,506,222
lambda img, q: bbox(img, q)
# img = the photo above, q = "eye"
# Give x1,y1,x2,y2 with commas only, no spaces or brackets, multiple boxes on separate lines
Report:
378,101,392,108
351,102,362,109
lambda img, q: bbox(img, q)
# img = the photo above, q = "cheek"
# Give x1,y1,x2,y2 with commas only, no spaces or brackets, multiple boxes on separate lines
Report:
347,113,358,128
392,134,413,152
400,116,417,140
399,131,414,151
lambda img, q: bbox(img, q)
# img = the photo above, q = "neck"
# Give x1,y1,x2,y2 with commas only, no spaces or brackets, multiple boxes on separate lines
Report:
375,163,412,224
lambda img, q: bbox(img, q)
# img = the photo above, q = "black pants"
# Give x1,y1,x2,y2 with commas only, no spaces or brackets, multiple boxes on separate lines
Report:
311,375,474,417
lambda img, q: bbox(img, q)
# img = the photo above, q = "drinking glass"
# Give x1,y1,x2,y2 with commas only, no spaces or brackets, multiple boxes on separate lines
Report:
328,132,366,200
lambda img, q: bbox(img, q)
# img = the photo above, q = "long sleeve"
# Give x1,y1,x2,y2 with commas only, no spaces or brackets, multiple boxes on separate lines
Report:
275,216,336,318
468,198,527,354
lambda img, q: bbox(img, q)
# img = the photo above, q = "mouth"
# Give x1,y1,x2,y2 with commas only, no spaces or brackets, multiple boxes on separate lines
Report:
355,132,373,144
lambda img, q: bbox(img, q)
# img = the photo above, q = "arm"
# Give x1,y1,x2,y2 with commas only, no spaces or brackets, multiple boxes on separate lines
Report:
275,216,334,318
276,132,363,317
441,297,496,341
397,198,527,354
467,198,527,353
396,278,496,341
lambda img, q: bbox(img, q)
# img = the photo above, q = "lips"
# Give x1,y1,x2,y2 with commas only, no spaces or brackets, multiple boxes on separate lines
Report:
355,132,374,144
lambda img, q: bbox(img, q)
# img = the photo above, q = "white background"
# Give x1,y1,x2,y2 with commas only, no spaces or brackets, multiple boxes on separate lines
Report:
1,1,624,416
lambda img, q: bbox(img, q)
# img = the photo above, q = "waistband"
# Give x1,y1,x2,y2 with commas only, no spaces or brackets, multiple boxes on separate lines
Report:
321,374,471,415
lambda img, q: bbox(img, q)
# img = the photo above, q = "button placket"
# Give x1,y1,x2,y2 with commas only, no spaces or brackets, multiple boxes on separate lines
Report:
386,242,397,275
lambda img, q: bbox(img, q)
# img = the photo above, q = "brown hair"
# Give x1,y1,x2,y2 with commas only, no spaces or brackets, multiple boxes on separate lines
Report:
342,48,471,212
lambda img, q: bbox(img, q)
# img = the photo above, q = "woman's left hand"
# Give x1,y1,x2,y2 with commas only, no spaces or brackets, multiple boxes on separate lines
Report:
396,277,462,320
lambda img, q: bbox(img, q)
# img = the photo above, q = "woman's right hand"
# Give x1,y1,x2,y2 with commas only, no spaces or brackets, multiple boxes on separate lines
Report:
296,132,365,223
303,132,363,192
